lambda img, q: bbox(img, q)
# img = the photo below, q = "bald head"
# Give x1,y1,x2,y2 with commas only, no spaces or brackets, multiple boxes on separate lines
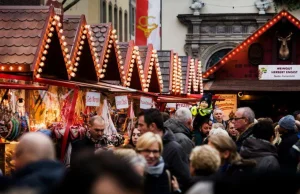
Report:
15,132,56,169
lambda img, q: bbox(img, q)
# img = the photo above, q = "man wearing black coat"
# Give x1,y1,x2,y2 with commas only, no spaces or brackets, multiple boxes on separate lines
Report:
164,107,195,156
138,109,191,191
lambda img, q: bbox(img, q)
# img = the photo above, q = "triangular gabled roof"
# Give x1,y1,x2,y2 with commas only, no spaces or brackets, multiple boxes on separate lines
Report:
203,10,298,78
118,40,146,91
139,44,163,93
91,23,125,85
63,15,99,83
0,6,69,80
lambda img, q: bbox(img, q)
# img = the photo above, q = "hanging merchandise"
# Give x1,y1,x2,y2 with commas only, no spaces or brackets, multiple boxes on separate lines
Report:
102,99,117,135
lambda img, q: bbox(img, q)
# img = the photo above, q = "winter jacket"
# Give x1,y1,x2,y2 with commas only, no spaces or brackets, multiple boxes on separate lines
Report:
236,124,254,152
193,130,207,146
240,137,280,172
11,160,65,194
277,131,299,172
144,165,172,194
164,118,195,156
162,128,191,191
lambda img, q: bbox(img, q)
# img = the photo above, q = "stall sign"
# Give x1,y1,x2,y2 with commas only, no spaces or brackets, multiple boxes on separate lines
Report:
86,92,101,107
166,103,176,108
177,103,192,109
259,65,300,80
140,96,152,109
215,94,237,121
115,95,129,109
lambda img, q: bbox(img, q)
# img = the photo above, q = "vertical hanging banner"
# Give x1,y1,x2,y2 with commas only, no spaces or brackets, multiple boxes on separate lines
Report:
136,0,161,49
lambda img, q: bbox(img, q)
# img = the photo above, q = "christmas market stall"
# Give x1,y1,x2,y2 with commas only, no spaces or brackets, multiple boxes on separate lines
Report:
202,10,300,119
0,5,79,174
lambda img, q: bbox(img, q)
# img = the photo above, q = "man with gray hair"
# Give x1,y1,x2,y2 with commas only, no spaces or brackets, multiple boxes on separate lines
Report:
232,107,256,151
11,132,65,194
164,107,195,156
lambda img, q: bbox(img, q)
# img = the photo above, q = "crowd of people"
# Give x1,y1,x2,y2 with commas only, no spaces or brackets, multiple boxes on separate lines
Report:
2,105,300,194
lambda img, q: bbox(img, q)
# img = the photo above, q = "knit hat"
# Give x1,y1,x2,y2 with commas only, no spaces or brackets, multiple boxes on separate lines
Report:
200,93,212,108
278,115,295,131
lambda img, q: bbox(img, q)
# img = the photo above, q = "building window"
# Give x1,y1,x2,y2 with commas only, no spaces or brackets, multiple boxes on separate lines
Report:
119,8,123,42
114,5,118,31
100,0,107,23
207,49,232,69
108,2,112,23
124,11,128,41
129,0,136,38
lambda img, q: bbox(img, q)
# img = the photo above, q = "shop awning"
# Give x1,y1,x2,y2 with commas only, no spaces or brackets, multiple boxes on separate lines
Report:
157,95,200,103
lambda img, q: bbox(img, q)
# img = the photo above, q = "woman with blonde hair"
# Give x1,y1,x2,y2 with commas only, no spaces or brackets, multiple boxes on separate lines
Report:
136,132,180,194
208,134,256,175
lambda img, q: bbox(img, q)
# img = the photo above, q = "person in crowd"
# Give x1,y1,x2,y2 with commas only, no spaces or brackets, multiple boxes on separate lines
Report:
188,145,221,188
232,107,256,151
212,108,227,128
164,107,195,156
208,134,256,175
129,124,141,147
202,126,229,145
136,132,180,194
277,115,299,172
240,120,280,172
211,123,225,130
193,116,212,146
71,116,108,166
11,132,65,194
138,109,190,191
226,120,239,142
54,151,143,194
162,112,171,122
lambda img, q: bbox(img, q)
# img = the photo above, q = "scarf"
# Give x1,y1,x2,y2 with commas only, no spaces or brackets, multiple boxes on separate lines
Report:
86,130,108,150
146,157,165,177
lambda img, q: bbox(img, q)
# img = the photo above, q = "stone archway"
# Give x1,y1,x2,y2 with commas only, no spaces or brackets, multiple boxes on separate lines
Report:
200,42,238,71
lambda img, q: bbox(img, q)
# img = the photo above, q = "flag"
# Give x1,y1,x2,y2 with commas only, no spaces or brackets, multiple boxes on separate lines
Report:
136,0,161,49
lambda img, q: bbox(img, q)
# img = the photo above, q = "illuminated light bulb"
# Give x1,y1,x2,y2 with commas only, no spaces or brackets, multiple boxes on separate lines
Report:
93,48,97,51
114,35,118,39
127,77,131,82
107,49,111,53
55,15,60,21
66,54,70,59
112,29,117,34
104,59,108,63
123,76,126,79
98,69,102,73
109,40,113,44
46,38,51,43
95,58,99,63
138,61,142,65
67,61,71,65
103,64,107,68
43,50,48,55
79,46,83,50
52,21,57,25
50,27,54,31
105,54,109,58
115,40,119,44
94,53,98,57
102,69,106,73
76,57,80,61
41,56,46,61
0,66,4,70
126,82,130,86
81,35,86,39
63,42,67,46
69,66,73,71
36,74,41,78
64,48,69,53
58,23,62,27
120,65,124,69
74,62,79,66
45,44,49,49
71,72,76,77
108,44,112,48
77,51,81,55
80,41,84,45
38,68,42,73
17,66,22,71
140,70,144,74
116,45,120,49
48,32,53,37
130,64,134,68
110,35,114,39
39,62,44,67
61,36,66,40
122,71,125,75
100,74,105,78
83,30,87,34
129,68,133,73
128,73,132,77
118,56,122,59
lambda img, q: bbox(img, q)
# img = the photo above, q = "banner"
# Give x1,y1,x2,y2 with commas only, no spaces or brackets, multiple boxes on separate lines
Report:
115,96,129,109
177,103,192,109
259,65,300,80
86,92,101,107
140,96,153,109
136,0,161,49
215,94,237,121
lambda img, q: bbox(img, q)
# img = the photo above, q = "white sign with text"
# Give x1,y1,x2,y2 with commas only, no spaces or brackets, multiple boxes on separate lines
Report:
140,96,153,109
86,92,101,107
115,95,129,109
259,65,300,80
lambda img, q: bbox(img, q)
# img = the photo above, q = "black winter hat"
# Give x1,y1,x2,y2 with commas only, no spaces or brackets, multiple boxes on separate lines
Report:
200,93,212,107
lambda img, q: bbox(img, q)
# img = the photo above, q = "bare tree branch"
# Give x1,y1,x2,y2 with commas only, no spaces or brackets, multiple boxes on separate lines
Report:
63,0,80,12
62,0,67,5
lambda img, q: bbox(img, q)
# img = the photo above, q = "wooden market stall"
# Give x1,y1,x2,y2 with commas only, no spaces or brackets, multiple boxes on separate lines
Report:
202,10,300,119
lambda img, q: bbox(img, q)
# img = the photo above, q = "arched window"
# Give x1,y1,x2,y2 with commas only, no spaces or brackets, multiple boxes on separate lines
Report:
100,0,107,23
124,11,128,41
108,2,112,23
119,8,123,42
114,5,118,32
206,49,231,69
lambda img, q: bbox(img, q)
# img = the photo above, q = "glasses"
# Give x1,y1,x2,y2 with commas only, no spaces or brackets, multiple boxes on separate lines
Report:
139,149,160,154
232,117,245,121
